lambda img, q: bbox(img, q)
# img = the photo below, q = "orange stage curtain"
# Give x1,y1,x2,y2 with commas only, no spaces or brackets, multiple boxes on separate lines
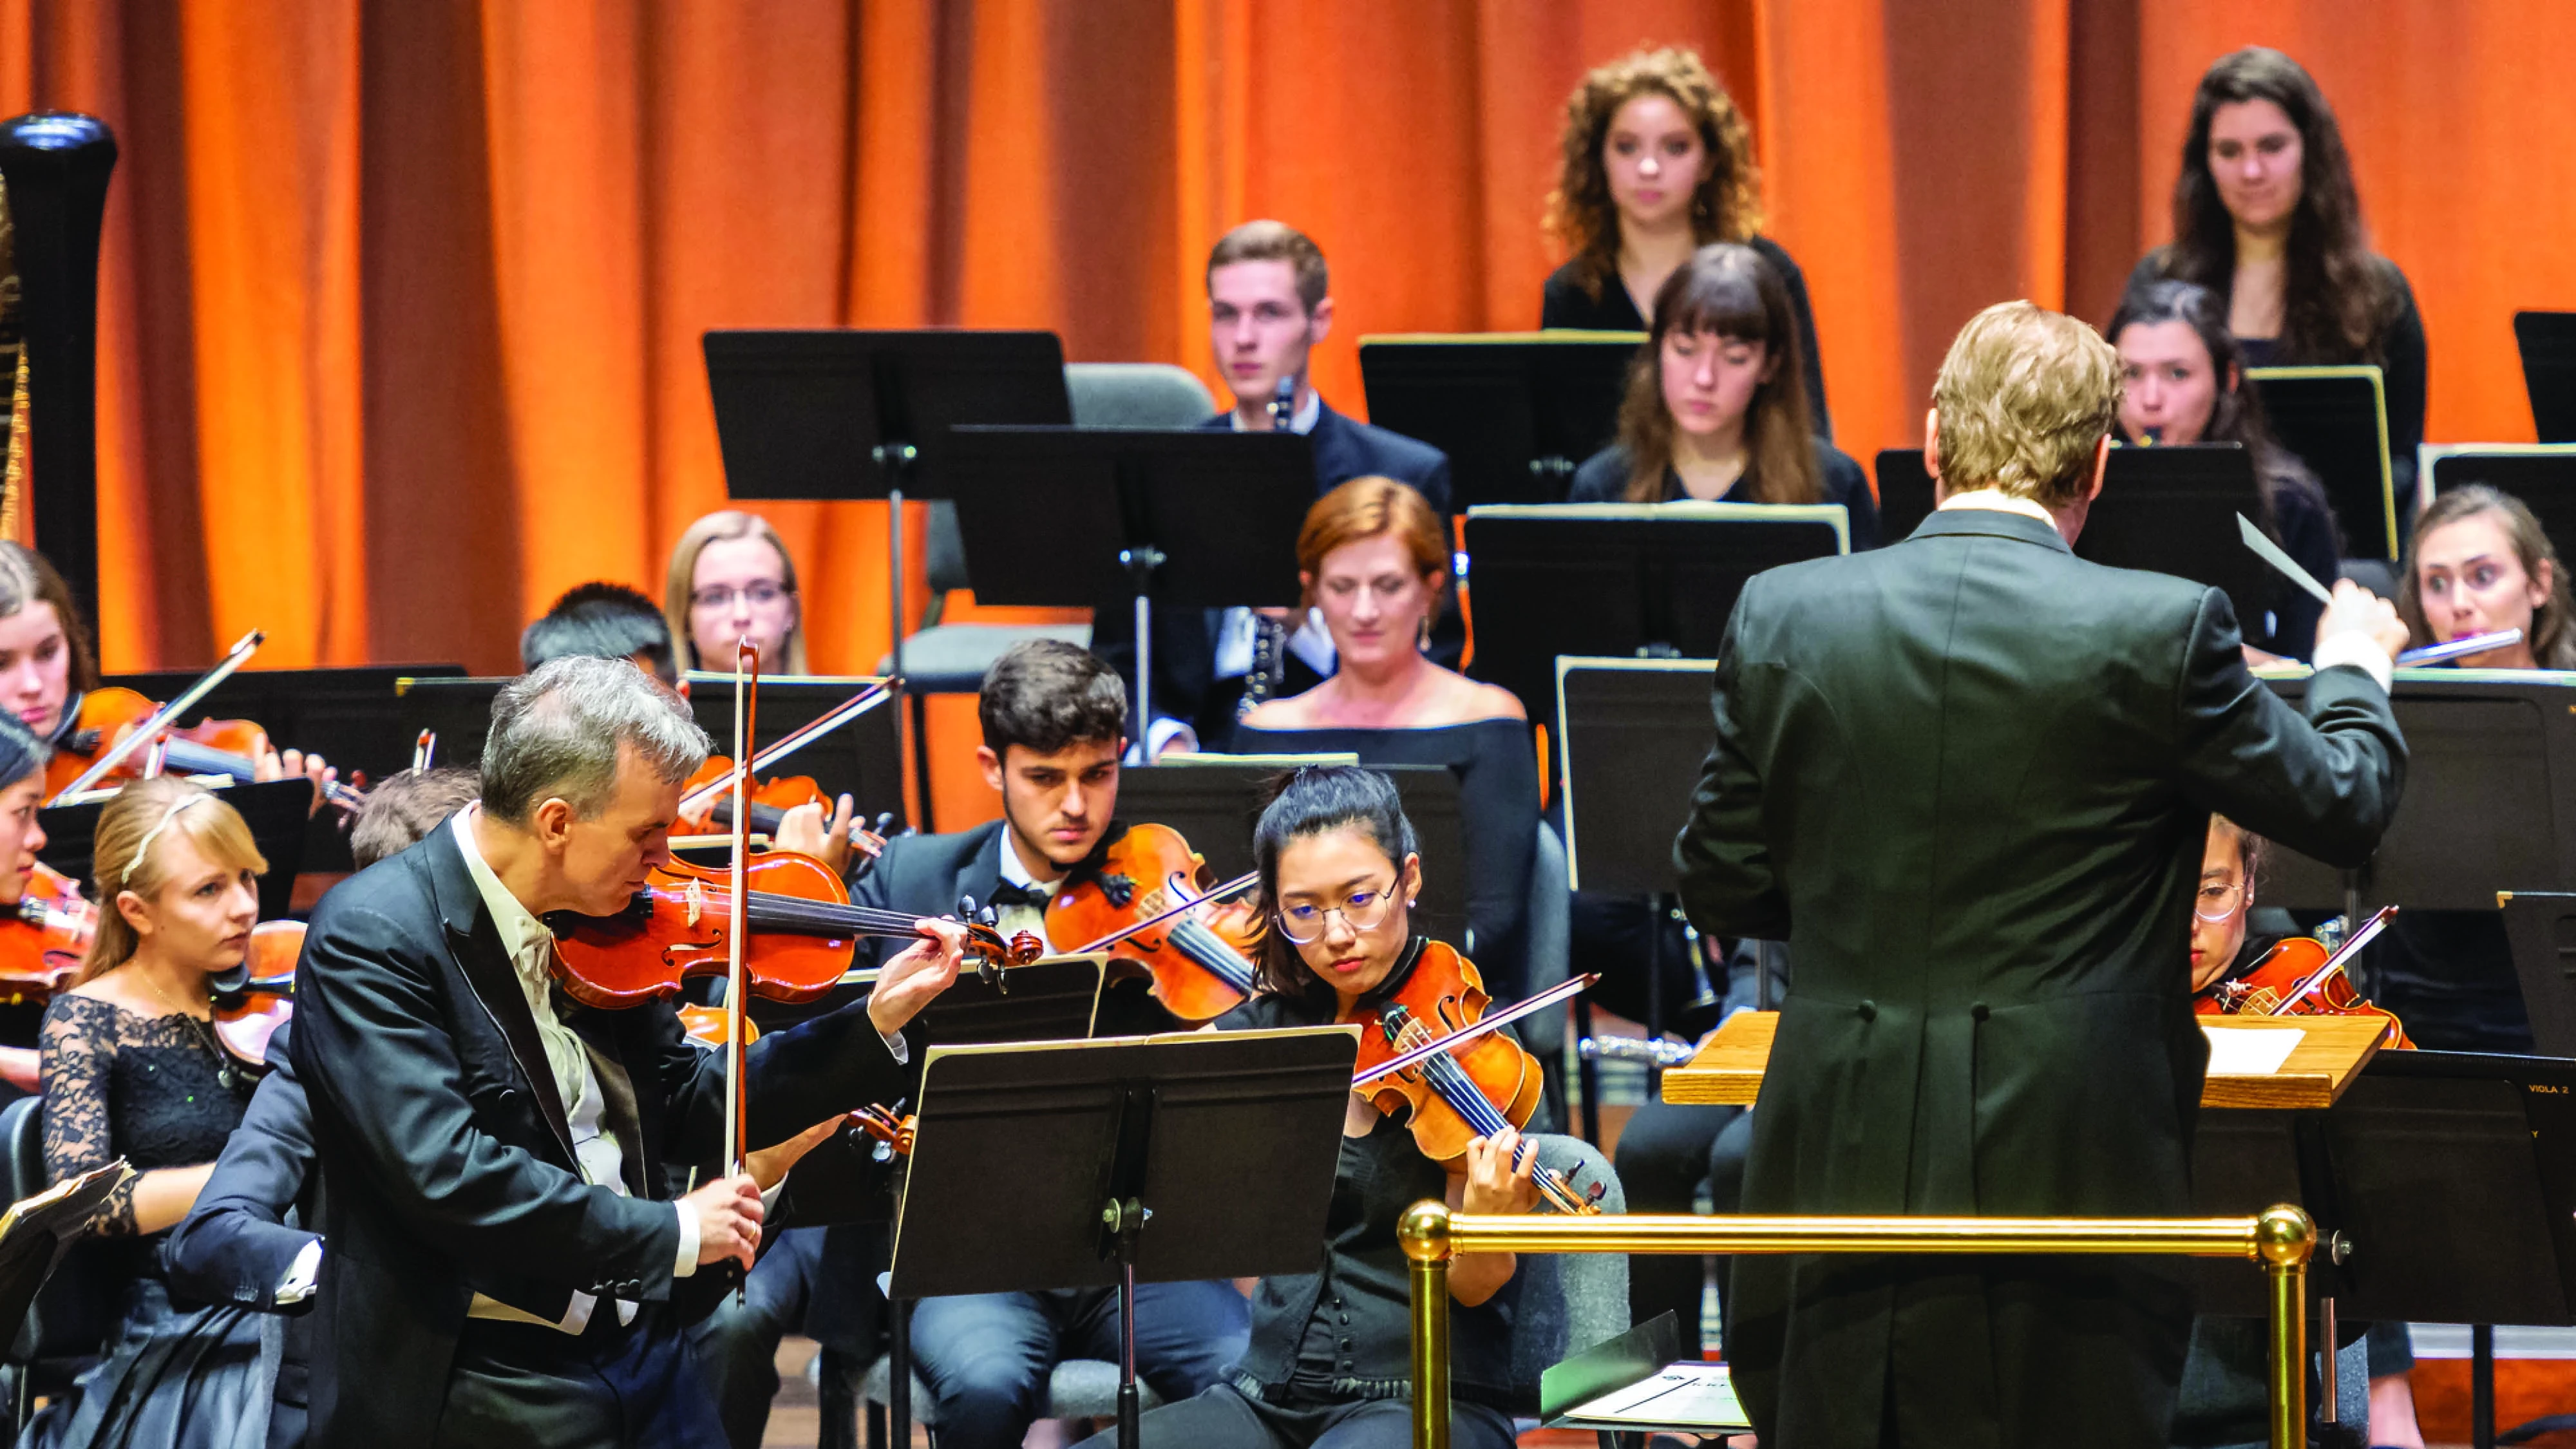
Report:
5,0,2575,826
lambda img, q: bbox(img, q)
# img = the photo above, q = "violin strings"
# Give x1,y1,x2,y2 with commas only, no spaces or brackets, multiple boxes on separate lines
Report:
1390,1007,1586,1210
1169,919,1258,994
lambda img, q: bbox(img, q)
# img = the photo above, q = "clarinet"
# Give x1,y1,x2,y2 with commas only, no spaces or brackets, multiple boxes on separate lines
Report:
1234,374,1301,720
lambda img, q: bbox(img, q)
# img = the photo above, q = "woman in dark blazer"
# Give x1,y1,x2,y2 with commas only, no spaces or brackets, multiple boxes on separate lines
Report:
1540,44,1829,439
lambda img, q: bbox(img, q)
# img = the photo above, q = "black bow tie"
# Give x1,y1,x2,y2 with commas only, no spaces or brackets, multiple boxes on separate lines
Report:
984,880,1052,909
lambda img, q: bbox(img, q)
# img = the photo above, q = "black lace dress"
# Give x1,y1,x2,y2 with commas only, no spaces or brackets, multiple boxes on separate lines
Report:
19,994,266,1449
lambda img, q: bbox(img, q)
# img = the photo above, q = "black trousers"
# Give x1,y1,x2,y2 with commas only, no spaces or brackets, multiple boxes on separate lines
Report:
431,1308,728,1449
1613,1099,1753,1348
1069,1382,1516,1449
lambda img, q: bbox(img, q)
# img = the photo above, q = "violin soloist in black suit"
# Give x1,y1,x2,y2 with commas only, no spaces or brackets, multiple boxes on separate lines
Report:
289,821,920,1449
1675,507,2405,1448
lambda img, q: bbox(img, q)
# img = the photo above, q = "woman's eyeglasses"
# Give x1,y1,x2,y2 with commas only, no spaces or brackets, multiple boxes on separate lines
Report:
2194,880,2248,923
690,582,792,611
1274,880,1399,944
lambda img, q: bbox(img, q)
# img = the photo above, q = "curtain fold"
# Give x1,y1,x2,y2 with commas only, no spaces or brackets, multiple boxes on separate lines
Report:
6,0,2573,819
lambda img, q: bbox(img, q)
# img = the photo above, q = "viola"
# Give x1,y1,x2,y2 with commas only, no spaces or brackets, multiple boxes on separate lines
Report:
674,756,829,837
0,862,95,1003
1347,940,1604,1215
209,920,307,1068
47,686,363,813
1046,824,1262,1023
2194,907,2414,1050
549,848,1043,1012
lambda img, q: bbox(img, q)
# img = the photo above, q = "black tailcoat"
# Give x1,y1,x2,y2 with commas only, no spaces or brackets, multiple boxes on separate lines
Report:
1675,508,2406,1448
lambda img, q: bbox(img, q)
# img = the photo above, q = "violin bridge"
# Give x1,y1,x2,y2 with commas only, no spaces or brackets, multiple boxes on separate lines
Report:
684,880,705,929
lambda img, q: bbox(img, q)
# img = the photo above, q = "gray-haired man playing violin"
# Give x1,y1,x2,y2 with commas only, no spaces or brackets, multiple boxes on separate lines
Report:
292,656,967,1449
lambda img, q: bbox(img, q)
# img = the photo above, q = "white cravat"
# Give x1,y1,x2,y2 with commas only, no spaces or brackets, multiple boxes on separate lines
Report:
451,808,696,1333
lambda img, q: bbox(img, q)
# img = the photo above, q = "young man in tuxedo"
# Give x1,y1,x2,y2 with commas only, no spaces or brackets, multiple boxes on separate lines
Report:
290,657,968,1449
828,637,1251,1449
1101,220,1459,753
1675,301,2410,1449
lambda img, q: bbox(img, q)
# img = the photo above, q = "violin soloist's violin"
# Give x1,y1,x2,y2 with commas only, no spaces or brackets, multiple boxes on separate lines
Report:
2195,907,2414,1050
1046,824,1262,1023
550,848,1042,1011
1348,940,1605,1215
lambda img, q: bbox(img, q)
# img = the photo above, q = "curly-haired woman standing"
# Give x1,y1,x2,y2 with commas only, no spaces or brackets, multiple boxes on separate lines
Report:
1540,44,1830,439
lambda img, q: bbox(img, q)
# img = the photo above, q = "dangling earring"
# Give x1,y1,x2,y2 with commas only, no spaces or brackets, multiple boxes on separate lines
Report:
1417,615,1431,651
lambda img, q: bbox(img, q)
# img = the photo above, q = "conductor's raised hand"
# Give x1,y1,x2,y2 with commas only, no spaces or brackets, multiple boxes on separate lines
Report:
1459,1126,1542,1217
867,917,969,1036
2316,578,2409,663
683,1171,763,1272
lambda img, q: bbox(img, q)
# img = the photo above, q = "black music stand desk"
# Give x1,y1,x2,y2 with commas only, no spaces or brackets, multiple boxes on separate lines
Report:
1875,444,2269,624
2515,310,2576,445
1356,332,1643,507
942,426,1314,741
1462,504,1847,722
2255,668,2576,914
701,328,1071,735
2423,444,2576,573
2248,365,2398,560
1555,656,1720,1121
887,1027,1356,1449
39,779,310,922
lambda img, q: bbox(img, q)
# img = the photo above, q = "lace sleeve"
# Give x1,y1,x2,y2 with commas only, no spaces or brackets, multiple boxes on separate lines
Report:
41,996,133,1236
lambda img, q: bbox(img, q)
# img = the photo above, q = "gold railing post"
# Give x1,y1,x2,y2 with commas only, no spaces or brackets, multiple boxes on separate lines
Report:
2257,1204,2316,1449
1400,1200,1454,1449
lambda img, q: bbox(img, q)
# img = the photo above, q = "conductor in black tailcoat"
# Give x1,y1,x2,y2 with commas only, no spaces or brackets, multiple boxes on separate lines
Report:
290,657,968,1449
1674,301,2410,1448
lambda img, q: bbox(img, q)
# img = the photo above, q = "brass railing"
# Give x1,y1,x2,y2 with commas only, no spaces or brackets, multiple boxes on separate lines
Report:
1399,1200,2316,1449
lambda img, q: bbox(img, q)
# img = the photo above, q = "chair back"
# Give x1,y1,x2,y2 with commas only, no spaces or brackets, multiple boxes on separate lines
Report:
3,1097,115,1370
921,363,1221,596
1518,822,1571,1058
1507,1133,1629,1394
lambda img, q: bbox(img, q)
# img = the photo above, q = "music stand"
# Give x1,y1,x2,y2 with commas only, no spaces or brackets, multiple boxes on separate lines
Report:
889,1028,1355,1449
2255,670,2576,915
1461,504,1847,723
1117,757,1472,951
1356,332,1643,507
1877,444,2269,621
1875,449,1937,541
38,779,311,921
394,674,904,824
2423,445,2576,573
940,427,1314,740
2501,891,2576,1057
2188,1050,2576,1448
700,328,1071,769
2248,365,2398,561
1555,658,1720,1121
2514,311,2576,444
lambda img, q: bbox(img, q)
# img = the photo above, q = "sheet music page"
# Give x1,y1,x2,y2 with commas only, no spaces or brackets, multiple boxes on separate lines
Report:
1566,1361,1752,1429
2201,1024,2304,1076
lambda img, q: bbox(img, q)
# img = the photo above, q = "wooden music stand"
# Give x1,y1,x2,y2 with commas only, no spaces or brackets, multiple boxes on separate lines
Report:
1662,1010,2386,1111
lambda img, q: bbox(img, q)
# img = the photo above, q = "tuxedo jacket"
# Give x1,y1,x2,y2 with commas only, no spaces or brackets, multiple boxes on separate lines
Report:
1676,507,2407,1448
290,823,916,1449
1093,400,1458,743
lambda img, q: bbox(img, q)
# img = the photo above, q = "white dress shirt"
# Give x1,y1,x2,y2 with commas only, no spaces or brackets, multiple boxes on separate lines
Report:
451,807,696,1333
994,835,1068,953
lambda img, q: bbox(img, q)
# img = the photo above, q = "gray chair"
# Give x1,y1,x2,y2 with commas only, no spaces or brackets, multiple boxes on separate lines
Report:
1510,1133,1629,1432
884,362,1218,690
1520,822,1571,1061
853,1346,1165,1449
883,363,1217,815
